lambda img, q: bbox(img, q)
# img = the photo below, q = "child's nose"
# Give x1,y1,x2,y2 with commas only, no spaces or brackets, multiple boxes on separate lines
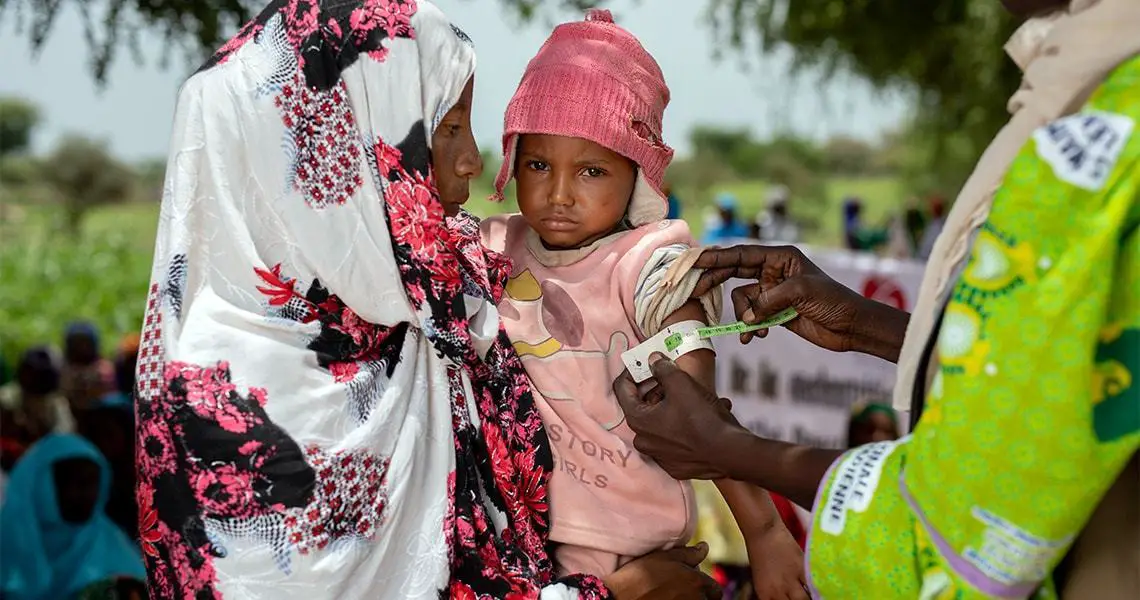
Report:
550,174,573,206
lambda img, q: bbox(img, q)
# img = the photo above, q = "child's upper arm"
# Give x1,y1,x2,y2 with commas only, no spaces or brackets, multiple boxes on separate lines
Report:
661,299,716,393
622,221,722,392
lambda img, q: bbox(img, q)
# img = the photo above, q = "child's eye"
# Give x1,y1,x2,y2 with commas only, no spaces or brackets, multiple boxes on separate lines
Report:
526,160,549,172
582,167,606,178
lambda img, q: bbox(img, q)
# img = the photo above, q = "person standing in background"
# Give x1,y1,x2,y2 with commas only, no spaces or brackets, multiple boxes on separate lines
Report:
845,401,900,448
904,199,928,256
59,322,115,412
664,182,683,220
0,347,75,459
112,334,140,401
754,186,800,243
702,193,751,244
842,197,889,252
918,195,947,259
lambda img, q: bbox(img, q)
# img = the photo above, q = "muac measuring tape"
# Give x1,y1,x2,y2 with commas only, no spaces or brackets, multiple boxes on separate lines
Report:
621,307,799,383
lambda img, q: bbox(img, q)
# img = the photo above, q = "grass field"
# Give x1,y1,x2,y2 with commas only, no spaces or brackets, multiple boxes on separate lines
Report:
0,175,904,360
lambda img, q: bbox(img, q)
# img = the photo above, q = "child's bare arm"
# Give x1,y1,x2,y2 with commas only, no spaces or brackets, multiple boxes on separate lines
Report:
659,300,790,535
661,300,807,598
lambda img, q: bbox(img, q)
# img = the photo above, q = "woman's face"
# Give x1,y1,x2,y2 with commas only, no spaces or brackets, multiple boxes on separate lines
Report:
65,333,99,365
432,77,482,217
850,412,899,448
53,457,102,523
515,134,637,250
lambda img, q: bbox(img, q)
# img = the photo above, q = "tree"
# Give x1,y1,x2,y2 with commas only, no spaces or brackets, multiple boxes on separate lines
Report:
4,0,604,83
9,0,1025,190
40,136,136,233
822,135,874,176
708,0,1021,189
0,97,41,156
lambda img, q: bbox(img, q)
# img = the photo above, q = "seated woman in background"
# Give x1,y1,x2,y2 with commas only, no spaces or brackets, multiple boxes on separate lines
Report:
78,397,137,542
845,401,900,448
0,346,75,468
0,434,146,599
59,322,116,412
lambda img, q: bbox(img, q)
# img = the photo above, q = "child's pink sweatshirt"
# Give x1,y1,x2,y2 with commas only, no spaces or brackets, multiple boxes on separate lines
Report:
481,214,706,577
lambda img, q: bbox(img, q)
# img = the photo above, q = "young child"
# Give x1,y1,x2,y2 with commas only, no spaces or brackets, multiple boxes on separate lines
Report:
481,9,806,591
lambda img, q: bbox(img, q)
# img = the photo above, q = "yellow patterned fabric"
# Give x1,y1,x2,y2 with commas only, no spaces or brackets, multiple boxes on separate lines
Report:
805,54,1140,599
691,480,750,569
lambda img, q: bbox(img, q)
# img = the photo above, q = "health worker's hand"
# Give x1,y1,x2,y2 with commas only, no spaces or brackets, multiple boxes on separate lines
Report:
691,244,909,363
612,355,748,481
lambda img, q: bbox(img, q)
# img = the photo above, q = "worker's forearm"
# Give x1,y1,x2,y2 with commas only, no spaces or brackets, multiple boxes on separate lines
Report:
850,299,910,364
719,429,845,510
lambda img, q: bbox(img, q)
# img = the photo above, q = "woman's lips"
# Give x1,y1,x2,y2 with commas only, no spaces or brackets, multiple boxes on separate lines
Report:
540,216,577,231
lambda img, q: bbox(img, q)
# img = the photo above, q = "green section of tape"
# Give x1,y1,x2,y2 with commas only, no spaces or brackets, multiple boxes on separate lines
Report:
663,308,800,351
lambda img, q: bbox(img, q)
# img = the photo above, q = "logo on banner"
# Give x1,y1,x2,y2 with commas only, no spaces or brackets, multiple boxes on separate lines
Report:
862,276,907,311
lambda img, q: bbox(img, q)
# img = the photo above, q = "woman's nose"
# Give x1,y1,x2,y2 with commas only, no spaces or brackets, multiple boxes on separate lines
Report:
456,143,483,180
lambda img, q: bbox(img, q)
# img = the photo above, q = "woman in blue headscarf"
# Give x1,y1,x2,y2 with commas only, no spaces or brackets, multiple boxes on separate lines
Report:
0,434,146,599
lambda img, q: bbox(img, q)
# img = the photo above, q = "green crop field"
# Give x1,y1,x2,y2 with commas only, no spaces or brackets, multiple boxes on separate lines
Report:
0,175,903,361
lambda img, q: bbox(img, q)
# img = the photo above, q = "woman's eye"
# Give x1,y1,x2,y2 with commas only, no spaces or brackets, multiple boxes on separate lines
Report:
583,167,606,177
526,160,549,172
448,124,463,135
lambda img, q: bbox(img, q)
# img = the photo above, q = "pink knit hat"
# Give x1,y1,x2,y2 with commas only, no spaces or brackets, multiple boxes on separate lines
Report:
493,9,674,226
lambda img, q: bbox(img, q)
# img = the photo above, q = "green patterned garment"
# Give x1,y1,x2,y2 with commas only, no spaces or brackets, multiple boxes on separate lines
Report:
806,54,1140,599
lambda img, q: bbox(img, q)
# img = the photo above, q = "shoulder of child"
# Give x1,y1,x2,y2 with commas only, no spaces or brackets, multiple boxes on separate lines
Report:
478,213,526,253
613,219,697,288
621,219,695,259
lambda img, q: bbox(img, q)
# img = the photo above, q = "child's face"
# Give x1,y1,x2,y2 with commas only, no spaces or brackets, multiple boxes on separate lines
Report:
515,134,636,249
432,77,482,217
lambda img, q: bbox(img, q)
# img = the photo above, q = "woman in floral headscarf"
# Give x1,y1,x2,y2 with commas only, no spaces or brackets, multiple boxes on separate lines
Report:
136,1,716,599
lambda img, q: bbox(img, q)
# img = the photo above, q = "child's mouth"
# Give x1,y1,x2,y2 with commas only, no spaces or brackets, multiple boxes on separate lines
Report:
540,217,578,231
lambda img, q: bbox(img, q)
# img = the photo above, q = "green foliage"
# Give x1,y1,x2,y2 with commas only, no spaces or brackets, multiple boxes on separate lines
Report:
0,205,154,363
0,168,902,360
3,0,608,84
40,135,136,233
0,154,43,186
0,97,40,157
676,127,833,234
708,0,1022,189
822,135,875,176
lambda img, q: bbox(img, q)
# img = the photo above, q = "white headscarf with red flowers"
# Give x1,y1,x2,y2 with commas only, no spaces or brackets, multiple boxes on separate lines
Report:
134,1,609,599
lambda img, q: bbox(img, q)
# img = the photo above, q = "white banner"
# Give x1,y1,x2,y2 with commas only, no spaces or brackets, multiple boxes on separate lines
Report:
711,243,926,449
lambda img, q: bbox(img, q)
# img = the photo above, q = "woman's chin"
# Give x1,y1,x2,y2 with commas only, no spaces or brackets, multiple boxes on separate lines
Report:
441,202,464,218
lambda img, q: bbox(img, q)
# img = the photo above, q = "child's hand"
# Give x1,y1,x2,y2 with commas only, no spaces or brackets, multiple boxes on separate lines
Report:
745,527,809,600
605,543,721,600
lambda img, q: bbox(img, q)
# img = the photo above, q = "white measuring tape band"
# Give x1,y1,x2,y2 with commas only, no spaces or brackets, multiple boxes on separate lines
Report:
621,320,714,383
